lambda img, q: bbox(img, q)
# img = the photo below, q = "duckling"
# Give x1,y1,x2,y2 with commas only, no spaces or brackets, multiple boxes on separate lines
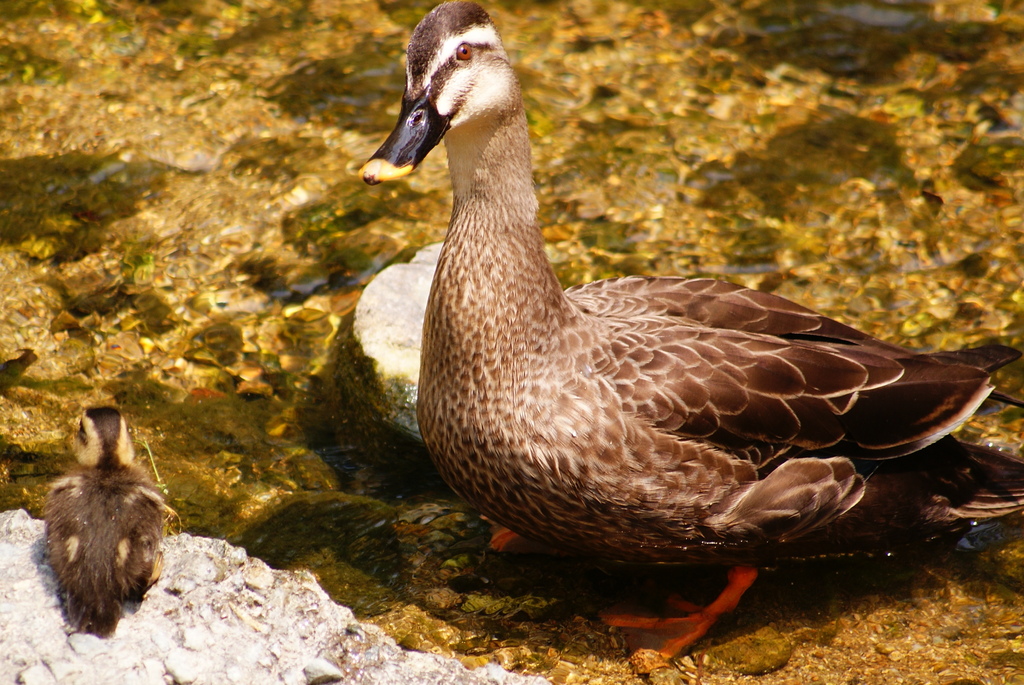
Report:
361,2,1024,656
45,407,165,637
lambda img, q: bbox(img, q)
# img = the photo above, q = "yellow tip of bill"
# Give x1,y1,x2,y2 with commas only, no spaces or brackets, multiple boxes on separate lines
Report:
360,158,415,185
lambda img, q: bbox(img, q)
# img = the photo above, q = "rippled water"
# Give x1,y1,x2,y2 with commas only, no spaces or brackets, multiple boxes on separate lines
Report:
1,0,1023,682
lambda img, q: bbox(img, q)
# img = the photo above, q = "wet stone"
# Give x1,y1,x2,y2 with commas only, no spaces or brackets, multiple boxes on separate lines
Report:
629,648,672,674
460,593,560,621
371,604,462,657
234,491,400,582
991,650,1024,669
350,242,442,440
979,536,1024,591
424,587,463,611
706,626,795,675
648,666,690,685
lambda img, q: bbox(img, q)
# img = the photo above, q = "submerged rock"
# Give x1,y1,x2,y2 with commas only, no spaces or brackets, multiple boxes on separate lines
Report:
232,491,402,615
706,625,794,675
325,244,442,469
350,243,442,442
0,509,544,685
354,244,441,403
979,532,1024,592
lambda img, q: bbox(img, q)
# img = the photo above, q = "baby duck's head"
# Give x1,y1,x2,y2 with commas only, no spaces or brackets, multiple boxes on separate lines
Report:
74,407,135,470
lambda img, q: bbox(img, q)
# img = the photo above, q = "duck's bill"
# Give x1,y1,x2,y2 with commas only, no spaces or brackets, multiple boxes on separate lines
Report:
360,93,451,185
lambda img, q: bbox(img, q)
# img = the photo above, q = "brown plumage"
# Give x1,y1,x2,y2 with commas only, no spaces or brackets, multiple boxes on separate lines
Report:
45,407,164,637
361,1,1024,653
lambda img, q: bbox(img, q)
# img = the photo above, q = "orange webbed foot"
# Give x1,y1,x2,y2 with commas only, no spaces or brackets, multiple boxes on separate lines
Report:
601,566,759,657
488,524,570,556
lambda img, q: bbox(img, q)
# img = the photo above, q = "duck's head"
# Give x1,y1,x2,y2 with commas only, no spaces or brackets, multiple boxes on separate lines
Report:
74,407,135,470
360,2,517,185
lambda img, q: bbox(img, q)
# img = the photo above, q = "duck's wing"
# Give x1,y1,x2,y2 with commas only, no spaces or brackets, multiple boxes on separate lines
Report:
580,307,1011,466
565,276,1022,545
121,481,166,599
569,276,898,349
572,312,1016,545
571,276,1024,402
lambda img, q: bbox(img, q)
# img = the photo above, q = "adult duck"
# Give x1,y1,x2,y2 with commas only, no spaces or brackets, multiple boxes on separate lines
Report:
361,1,1024,656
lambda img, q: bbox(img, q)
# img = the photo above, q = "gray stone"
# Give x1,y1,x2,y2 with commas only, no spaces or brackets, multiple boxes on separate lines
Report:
354,242,440,387
706,625,794,675
67,633,107,656
165,648,202,683
0,509,546,685
17,664,56,685
46,660,83,683
304,657,344,684
352,242,442,440
244,560,276,591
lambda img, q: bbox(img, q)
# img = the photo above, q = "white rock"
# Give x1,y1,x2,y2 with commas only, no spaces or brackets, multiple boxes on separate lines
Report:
17,664,56,685
353,243,442,440
303,656,344,684
164,648,201,683
67,633,106,656
0,510,546,685
354,243,441,388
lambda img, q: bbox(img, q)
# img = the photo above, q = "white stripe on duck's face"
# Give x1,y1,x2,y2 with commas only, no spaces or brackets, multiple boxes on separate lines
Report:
408,20,511,126
435,52,517,126
413,24,503,94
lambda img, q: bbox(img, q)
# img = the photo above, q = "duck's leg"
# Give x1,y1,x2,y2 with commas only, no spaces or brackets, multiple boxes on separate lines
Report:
489,524,569,556
600,566,759,657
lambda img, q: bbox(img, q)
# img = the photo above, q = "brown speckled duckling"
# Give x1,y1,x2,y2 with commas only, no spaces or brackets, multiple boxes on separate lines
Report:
45,407,164,637
361,1,1024,656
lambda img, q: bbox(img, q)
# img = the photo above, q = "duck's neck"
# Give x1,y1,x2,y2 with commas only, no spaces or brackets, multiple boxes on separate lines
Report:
432,104,571,332
445,108,537,221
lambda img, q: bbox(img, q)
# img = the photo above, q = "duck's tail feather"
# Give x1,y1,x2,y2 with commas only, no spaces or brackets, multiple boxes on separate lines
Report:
989,390,1024,409
926,344,1021,373
925,344,1024,407
951,442,1024,518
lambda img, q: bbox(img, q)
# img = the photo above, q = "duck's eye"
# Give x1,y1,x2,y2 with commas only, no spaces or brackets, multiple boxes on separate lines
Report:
455,43,472,61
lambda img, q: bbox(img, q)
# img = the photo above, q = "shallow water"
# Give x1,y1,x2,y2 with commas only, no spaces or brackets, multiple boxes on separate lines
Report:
1,0,1023,682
